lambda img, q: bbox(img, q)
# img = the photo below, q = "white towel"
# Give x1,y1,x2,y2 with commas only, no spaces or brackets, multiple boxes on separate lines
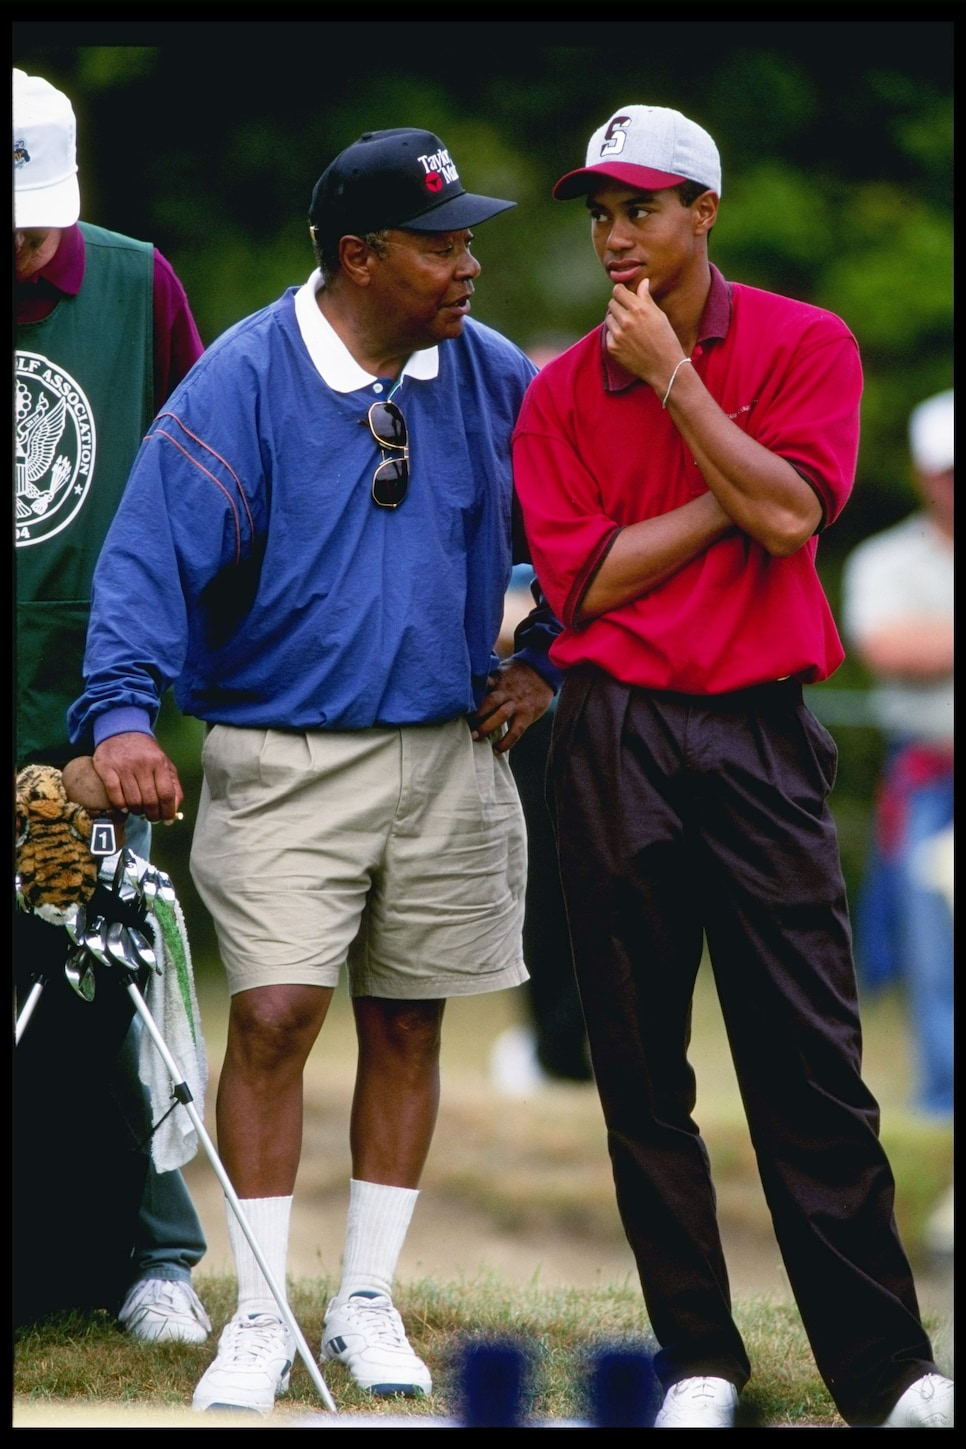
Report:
136,887,209,1173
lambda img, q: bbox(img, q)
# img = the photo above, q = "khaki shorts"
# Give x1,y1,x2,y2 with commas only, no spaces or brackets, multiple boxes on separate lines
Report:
190,720,529,999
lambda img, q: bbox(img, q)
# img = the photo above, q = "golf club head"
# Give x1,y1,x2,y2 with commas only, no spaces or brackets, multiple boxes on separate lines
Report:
64,945,96,1001
128,925,160,973
105,919,159,976
64,901,86,946
81,915,112,967
156,870,177,904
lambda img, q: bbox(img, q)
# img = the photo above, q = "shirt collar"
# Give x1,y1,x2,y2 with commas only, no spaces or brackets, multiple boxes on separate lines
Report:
294,268,439,392
20,222,86,296
602,263,733,393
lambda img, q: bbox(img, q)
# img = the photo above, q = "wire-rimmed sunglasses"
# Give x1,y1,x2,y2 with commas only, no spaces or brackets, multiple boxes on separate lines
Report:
366,400,409,509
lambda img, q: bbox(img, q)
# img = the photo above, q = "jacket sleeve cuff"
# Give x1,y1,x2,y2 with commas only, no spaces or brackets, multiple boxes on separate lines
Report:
92,707,155,747
512,645,564,695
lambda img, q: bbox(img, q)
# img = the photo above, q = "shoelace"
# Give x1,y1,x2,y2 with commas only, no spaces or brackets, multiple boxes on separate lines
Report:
146,1282,183,1307
128,1279,209,1320
341,1297,409,1348
222,1314,289,1365
169,1283,211,1328
678,1378,719,1401
124,1280,175,1313
150,1284,184,1314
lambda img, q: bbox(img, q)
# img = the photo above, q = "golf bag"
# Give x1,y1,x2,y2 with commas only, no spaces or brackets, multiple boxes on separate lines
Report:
13,900,152,1326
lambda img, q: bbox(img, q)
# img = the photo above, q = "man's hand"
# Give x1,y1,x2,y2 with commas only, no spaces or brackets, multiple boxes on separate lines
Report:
604,277,682,388
470,659,554,754
91,732,184,823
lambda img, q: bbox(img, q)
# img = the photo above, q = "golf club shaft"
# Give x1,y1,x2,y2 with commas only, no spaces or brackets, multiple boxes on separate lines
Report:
126,980,337,1414
15,979,45,1045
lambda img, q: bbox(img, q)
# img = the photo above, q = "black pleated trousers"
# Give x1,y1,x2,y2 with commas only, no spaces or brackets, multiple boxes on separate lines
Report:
549,666,938,1426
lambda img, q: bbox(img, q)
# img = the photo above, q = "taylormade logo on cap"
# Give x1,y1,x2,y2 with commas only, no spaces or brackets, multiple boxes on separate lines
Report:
13,68,81,230
553,104,721,201
418,145,459,190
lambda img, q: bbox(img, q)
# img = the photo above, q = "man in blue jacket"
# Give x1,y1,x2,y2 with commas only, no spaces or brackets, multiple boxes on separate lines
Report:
69,127,558,1416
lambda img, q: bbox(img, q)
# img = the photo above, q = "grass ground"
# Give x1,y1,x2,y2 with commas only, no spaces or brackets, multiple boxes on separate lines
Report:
15,1276,951,1428
13,958,953,1427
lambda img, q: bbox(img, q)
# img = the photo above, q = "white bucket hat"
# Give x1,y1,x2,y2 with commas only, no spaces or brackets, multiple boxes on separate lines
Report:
13,68,80,229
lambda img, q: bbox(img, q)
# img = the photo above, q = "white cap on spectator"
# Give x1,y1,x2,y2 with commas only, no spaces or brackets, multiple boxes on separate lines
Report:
13,68,80,229
909,390,954,475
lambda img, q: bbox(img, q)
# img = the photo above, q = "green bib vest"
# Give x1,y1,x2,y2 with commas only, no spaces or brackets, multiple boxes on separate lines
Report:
16,223,154,767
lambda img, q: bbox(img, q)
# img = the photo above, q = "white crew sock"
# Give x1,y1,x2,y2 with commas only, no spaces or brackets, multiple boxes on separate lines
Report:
227,1194,293,1317
337,1178,419,1301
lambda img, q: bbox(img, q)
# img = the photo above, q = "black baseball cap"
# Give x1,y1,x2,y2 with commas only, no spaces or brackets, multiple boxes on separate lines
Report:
308,128,515,239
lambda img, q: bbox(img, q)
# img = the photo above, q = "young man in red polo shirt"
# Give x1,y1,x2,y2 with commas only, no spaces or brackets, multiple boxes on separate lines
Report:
512,104,953,1429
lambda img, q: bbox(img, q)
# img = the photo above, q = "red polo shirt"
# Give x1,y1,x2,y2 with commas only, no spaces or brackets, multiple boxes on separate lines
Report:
512,266,862,694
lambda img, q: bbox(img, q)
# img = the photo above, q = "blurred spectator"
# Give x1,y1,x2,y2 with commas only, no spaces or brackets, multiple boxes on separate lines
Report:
14,66,210,1340
489,335,592,1096
490,564,593,1095
840,389,953,1124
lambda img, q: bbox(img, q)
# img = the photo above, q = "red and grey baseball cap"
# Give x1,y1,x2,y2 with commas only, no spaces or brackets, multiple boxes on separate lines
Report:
553,105,721,201
309,128,515,240
13,68,81,229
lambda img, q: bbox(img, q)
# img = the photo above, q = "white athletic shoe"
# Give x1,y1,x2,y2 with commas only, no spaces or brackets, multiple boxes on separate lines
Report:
321,1289,432,1396
654,1375,738,1427
117,1277,212,1344
881,1374,954,1428
192,1311,295,1415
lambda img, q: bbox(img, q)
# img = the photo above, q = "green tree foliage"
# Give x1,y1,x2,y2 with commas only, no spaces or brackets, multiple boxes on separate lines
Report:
13,19,952,911
14,20,951,547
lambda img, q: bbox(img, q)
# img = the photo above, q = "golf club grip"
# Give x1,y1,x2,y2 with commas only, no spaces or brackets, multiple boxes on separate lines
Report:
61,755,112,812
61,756,184,827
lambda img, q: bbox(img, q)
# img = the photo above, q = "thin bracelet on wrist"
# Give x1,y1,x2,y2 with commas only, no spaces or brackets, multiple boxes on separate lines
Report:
661,356,692,409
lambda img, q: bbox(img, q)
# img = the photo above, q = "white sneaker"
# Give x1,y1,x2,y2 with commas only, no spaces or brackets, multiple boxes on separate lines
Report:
192,1311,295,1415
321,1290,432,1396
118,1277,212,1343
882,1374,954,1427
655,1375,738,1427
